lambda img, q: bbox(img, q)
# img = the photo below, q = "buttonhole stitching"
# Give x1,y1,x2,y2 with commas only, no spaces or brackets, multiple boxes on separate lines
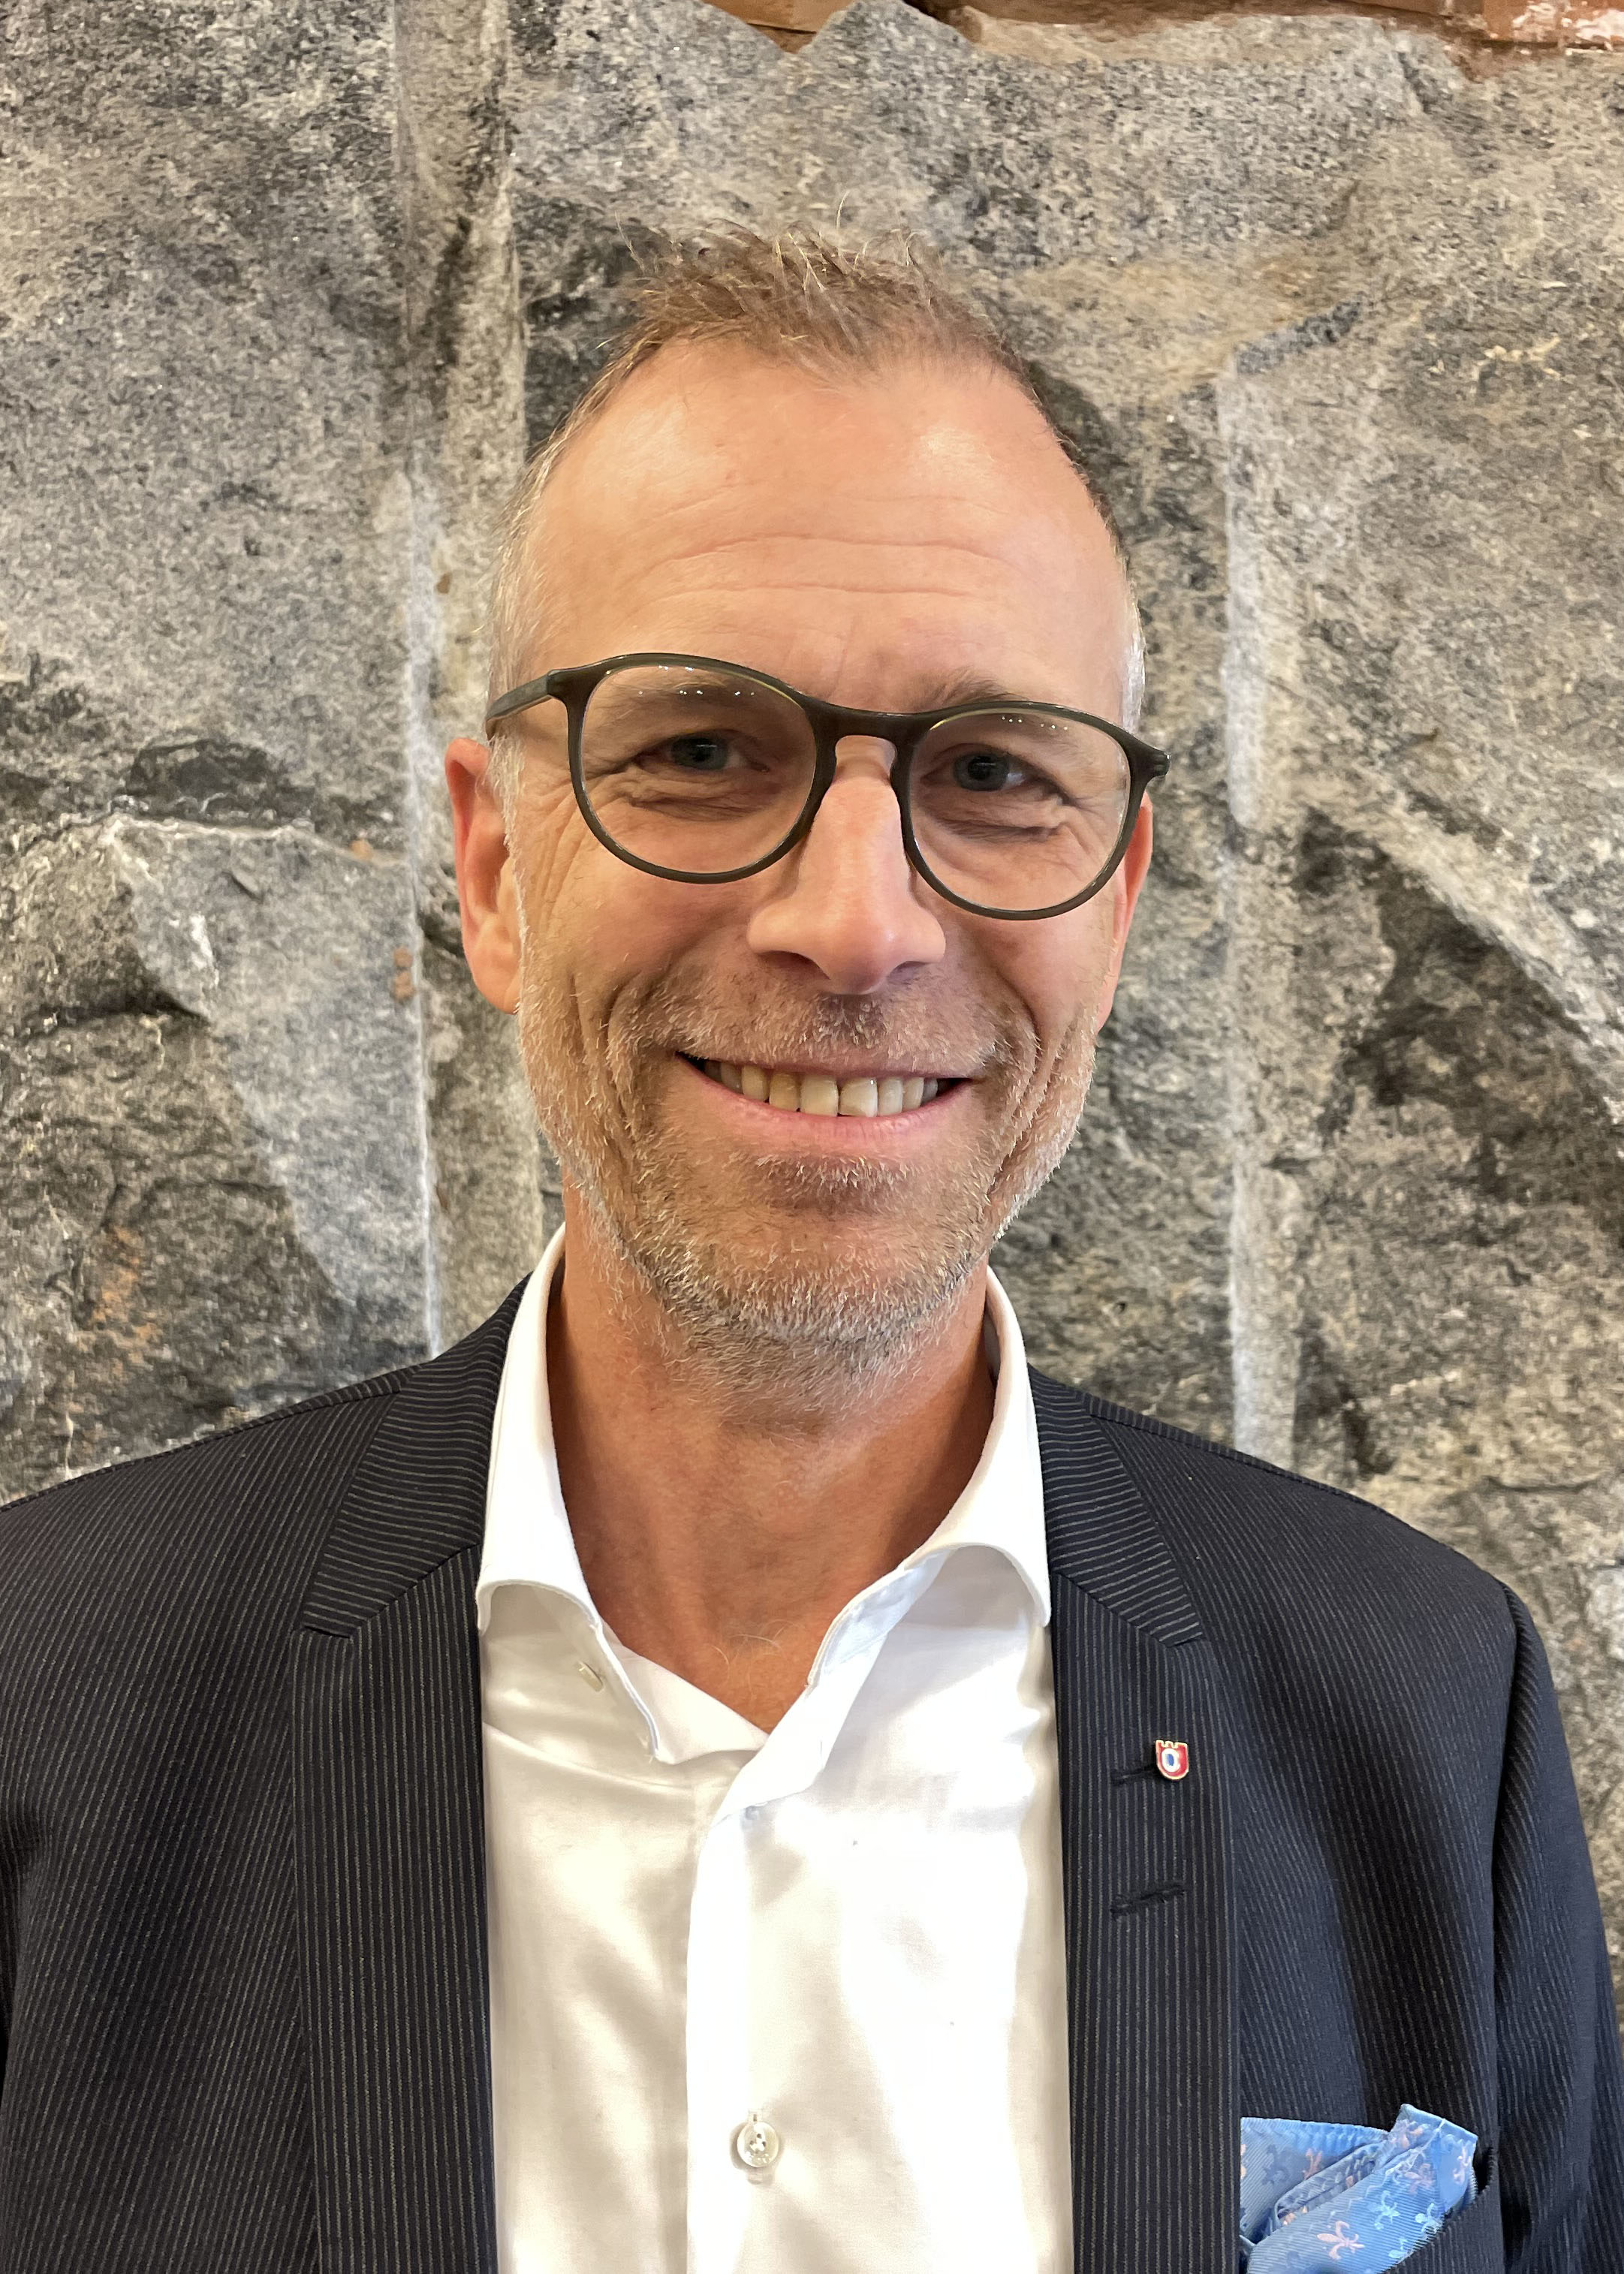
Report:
1110,1879,1186,1917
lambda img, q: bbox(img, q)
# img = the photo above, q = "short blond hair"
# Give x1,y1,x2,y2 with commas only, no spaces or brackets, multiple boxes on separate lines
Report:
486,227,1145,802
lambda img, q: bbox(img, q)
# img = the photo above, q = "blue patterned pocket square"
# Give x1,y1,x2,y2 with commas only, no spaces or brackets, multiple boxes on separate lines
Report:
1240,2104,1478,2269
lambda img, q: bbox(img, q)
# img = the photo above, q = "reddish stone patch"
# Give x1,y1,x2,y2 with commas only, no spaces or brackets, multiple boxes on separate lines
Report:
706,0,1624,48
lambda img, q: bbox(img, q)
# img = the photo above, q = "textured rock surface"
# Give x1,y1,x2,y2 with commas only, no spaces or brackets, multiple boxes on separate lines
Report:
0,0,437,1494
1214,51,1624,1937
0,821,427,1488
395,0,554,1339
3,0,1622,1989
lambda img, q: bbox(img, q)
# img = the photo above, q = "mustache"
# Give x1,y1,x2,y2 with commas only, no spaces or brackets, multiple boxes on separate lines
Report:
626,972,1026,1080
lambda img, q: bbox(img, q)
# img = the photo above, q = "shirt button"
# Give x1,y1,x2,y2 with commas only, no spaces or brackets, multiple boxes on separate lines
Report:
574,1661,605,1691
732,2116,780,2172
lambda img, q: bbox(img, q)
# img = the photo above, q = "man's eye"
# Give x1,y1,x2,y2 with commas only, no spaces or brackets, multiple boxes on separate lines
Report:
661,734,733,773
951,749,1023,791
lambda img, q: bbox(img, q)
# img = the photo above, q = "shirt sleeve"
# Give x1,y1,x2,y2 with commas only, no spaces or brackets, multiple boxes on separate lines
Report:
1493,1587,1624,2269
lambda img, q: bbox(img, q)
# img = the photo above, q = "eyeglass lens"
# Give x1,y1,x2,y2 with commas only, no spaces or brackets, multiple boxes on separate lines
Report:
574,661,1132,916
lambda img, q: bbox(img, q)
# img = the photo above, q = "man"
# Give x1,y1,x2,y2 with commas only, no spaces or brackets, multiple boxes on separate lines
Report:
0,232,1618,2273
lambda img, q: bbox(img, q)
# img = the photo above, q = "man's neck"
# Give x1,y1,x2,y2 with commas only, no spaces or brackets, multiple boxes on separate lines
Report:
544,1203,998,1733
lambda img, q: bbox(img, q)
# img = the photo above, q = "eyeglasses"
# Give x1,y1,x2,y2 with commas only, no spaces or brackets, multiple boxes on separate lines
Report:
484,652,1171,921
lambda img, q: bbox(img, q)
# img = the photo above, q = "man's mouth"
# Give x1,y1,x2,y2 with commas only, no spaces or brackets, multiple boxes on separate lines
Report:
681,1056,961,1119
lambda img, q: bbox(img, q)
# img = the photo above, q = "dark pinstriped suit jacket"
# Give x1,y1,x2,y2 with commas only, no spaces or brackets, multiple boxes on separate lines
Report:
1,1283,1620,2272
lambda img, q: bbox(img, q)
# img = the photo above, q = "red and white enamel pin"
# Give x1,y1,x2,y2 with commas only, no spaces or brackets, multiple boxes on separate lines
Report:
1154,1738,1190,1782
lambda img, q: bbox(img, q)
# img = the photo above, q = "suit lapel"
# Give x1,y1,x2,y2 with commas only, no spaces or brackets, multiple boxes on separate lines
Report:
292,1288,524,2274
1034,1371,1238,2274
287,1301,1231,2271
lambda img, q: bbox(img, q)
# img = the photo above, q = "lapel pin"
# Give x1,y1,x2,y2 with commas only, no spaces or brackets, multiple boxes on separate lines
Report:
1154,1738,1190,1782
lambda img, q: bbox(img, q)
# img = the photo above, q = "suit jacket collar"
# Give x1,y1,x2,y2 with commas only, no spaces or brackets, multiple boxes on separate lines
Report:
1033,1370,1238,2272
293,1285,521,2274
291,1302,1236,2274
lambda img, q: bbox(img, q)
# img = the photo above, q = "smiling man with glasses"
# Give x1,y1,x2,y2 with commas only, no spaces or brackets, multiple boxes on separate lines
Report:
0,230,1619,2273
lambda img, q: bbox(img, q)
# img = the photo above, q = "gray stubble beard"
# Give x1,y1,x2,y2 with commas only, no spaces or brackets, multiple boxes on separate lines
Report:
514,950,1098,1405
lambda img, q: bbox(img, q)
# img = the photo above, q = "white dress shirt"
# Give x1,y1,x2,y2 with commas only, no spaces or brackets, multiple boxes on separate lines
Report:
478,1230,1072,2272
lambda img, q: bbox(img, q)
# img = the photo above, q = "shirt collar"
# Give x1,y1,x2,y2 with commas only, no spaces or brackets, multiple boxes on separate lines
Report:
477,1225,588,1630
476,1227,1050,1635
882,1263,1050,1625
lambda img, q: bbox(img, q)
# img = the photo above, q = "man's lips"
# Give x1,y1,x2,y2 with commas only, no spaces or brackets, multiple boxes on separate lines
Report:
678,1053,965,1119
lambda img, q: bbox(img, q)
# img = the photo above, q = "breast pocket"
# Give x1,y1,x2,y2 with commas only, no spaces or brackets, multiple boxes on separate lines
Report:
1397,2154,1502,2272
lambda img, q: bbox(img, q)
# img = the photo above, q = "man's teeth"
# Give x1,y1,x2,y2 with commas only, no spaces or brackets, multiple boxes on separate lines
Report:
700,1062,942,1116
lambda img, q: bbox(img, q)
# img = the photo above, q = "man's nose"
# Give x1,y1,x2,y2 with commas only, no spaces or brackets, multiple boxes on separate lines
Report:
743,737,948,993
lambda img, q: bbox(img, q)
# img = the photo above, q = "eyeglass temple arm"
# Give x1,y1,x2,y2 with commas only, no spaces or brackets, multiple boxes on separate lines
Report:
1118,727,1171,778
484,673,560,733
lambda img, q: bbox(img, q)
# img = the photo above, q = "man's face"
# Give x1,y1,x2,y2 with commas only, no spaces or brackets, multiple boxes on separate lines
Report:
454,344,1151,1381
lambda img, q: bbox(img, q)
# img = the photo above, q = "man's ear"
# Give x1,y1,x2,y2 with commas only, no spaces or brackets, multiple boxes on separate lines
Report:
1089,795,1155,1038
445,737,521,1015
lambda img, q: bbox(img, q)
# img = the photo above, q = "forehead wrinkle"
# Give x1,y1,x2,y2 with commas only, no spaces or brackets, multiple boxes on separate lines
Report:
555,498,1077,584
622,523,1045,564
557,535,1111,627
623,575,1042,605
624,477,1100,558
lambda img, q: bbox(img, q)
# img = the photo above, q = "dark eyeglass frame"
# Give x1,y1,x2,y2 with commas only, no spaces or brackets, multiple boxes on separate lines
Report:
484,650,1171,921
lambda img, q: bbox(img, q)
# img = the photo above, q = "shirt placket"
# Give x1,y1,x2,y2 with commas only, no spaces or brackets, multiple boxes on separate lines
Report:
681,1573,941,2274
682,1721,823,2272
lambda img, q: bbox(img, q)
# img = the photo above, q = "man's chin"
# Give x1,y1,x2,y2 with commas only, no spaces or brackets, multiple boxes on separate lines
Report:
705,1152,917,1221
577,1180,987,1391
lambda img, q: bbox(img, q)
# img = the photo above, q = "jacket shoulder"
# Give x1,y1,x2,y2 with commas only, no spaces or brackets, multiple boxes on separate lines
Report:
0,1282,524,1667
1030,1366,1517,1657
0,1368,411,1719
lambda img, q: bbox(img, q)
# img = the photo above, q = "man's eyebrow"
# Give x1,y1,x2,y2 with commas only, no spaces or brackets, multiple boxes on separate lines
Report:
902,670,1027,711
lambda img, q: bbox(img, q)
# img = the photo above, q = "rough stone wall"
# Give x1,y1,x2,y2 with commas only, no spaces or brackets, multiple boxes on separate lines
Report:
3,0,1622,1991
732,0,1624,53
